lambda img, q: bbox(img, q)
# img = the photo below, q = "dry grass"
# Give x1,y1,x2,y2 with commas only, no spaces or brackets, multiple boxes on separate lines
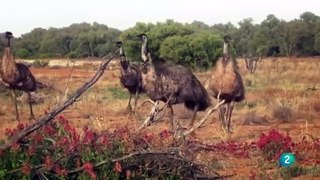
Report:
1,57,320,178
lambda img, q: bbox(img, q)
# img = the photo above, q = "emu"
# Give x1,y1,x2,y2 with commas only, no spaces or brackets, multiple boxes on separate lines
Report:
136,34,211,131
0,32,39,120
208,36,245,133
115,41,143,113
244,53,261,74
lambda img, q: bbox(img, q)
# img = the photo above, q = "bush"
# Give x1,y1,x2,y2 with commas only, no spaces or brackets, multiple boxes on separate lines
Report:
272,105,293,122
256,129,294,161
33,59,49,67
0,116,211,179
15,48,30,59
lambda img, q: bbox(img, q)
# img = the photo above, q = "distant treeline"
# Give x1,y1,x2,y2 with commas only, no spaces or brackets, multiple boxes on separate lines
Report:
12,11,320,69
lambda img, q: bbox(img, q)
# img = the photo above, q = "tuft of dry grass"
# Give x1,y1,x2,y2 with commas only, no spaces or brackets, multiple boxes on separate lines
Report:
243,111,269,125
272,105,293,122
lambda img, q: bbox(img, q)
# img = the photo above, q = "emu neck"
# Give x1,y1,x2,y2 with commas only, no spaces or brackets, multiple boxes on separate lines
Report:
141,40,149,62
0,47,18,83
120,56,129,70
223,42,230,56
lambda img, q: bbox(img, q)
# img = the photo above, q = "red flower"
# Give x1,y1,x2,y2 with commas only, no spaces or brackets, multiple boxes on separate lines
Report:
58,115,67,124
17,123,25,131
83,162,94,171
53,164,67,176
58,169,67,177
44,156,53,169
83,130,95,145
5,128,14,137
22,163,31,175
83,125,89,133
34,133,43,144
126,170,131,178
83,162,96,179
100,135,108,144
159,129,172,139
11,143,20,151
27,146,35,156
114,161,122,173
44,125,56,135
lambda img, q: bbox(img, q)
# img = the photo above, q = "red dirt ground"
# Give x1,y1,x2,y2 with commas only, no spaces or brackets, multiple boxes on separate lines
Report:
1,57,320,179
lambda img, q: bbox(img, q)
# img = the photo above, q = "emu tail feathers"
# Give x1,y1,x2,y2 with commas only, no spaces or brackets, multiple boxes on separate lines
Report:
183,78,212,111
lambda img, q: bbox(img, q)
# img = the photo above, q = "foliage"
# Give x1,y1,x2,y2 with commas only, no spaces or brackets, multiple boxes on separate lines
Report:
0,116,216,179
11,12,320,69
13,22,121,59
256,129,294,161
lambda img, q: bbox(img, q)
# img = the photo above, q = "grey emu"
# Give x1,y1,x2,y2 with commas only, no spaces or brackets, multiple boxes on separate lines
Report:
244,53,261,74
136,33,211,131
208,36,245,133
115,41,143,113
0,32,38,120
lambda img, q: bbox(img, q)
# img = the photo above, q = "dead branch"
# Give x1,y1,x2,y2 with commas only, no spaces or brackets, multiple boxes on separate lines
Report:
181,99,225,137
68,148,220,179
137,100,159,131
54,61,76,107
137,93,173,131
0,49,118,151
67,148,178,174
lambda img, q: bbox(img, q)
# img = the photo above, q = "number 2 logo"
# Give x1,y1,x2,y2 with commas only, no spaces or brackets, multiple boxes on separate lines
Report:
279,153,295,167
284,155,290,164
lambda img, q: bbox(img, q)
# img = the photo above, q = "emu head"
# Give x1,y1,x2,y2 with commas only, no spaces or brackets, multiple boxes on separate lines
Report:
115,41,125,57
0,31,13,47
115,41,130,70
223,35,231,57
136,33,150,62
137,33,152,74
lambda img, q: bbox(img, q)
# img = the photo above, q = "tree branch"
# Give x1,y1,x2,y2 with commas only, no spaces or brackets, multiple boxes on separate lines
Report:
181,99,225,137
0,49,118,150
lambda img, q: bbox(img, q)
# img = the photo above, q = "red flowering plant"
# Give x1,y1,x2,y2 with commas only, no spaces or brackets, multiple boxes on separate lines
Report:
0,115,204,179
0,115,126,179
256,129,295,161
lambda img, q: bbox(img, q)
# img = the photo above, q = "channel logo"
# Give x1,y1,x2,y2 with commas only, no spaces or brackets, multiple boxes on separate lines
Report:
279,153,296,167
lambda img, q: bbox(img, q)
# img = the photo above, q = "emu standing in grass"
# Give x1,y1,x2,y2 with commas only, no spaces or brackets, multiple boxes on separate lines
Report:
244,53,261,74
115,41,143,113
0,32,38,120
137,34,211,131
208,36,245,133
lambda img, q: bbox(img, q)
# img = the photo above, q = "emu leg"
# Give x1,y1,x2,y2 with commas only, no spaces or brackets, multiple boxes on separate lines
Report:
27,92,35,120
226,101,234,133
132,89,140,113
126,93,132,112
11,90,19,121
189,104,199,127
219,105,226,129
168,105,175,132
